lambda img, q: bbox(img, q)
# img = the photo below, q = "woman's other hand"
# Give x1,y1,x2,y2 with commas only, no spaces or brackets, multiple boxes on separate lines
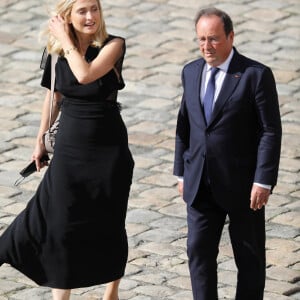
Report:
49,15,71,43
32,144,48,172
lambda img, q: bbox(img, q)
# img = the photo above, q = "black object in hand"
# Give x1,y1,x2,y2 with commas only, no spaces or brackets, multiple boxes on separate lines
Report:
19,155,50,178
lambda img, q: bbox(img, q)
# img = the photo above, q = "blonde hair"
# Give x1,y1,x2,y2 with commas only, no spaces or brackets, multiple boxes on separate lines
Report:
41,0,108,55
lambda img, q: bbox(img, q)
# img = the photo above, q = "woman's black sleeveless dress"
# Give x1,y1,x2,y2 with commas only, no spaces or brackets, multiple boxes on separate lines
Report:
0,35,134,289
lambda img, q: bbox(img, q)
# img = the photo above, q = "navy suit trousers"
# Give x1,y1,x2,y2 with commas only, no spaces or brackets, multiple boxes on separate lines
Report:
187,183,266,300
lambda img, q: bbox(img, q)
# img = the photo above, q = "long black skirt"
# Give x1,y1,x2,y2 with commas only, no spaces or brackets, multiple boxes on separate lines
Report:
0,99,134,289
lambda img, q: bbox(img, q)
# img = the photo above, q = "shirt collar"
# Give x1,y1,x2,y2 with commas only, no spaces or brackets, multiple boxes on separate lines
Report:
206,48,234,73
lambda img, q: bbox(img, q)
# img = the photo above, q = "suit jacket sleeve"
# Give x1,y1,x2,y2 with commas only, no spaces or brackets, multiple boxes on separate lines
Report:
173,70,190,177
253,66,281,187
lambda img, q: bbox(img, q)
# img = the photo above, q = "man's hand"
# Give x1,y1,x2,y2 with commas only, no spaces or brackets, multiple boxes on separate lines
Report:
178,181,184,197
250,184,270,210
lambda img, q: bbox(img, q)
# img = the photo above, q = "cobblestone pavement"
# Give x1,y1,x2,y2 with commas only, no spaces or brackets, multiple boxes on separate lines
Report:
0,0,299,299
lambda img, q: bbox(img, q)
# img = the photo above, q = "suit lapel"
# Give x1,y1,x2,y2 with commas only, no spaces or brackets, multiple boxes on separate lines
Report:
209,51,242,125
188,59,206,127
194,60,206,126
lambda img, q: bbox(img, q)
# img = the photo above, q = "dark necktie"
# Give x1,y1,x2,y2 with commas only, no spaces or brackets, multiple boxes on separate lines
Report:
203,67,219,123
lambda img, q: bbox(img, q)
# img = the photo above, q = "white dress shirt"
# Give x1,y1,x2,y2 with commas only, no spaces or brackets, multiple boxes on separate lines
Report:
200,49,234,107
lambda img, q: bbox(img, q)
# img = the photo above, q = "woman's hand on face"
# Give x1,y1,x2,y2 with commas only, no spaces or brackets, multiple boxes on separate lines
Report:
49,15,70,43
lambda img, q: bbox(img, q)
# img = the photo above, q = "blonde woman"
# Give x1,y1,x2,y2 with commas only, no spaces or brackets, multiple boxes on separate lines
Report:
0,0,134,299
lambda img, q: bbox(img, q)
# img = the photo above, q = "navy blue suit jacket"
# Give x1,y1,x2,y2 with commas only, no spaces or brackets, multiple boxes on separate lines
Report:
173,49,282,211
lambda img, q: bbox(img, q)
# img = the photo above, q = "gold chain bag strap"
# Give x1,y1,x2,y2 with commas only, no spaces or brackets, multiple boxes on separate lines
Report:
43,54,59,153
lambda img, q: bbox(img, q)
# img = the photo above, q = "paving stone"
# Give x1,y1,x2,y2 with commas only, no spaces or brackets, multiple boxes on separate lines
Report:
266,223,300,239
267,266,300,284
150,162,174,175
139,187,178,201
218,286,236,300
3,69,37,84
266,193,292,207
169,290,193,300
0,31,18,44
123,69,156,81
264,293,293,300
126,208,162,224
265,207,290,222
273,36,300,49
155,139,175,152
272,211,300,228
218,270,237,286
131,270,176,286
283,101,300,111
11,50,41,62
277,84,299,96
0,94,32,107
160,152,175,162
274,69,300,84
150,216,186,231
127,221,149,239
0,43,17,57
1,199,22,214
267,251,300,268
10,287,52,299
244,8,290,22
218,258,237,273
278,170,300,185
278,26,300,40
139,173,176,187
125,56,163,69
265,279,298,297
132,111,174,124
271,59,300,72
0,186,19,198
0,278,26,294
136,98,174,110
138,241,182,256
134,284,175,298
290,190,300,198
129,133,165,147
142,73,180,87
167,275,191,291
282,111,300,124
274,182,298,195
0,83,35,96
0,142,15,154
249,0,287,10
129,121,168,134
129,296,152,300
159,203,187,218
168,263,190,277
138,227,185,243
240,21,283,35
16,177,42,193
129,196,171,210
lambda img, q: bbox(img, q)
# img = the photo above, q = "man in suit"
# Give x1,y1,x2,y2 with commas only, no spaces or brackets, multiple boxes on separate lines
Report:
173,7,282,300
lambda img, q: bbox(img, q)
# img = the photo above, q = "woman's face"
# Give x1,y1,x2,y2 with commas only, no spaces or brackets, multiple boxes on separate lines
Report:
69,0,101,36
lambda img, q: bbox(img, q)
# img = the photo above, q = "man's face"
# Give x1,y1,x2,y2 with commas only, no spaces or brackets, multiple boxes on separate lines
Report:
196,15,234,67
